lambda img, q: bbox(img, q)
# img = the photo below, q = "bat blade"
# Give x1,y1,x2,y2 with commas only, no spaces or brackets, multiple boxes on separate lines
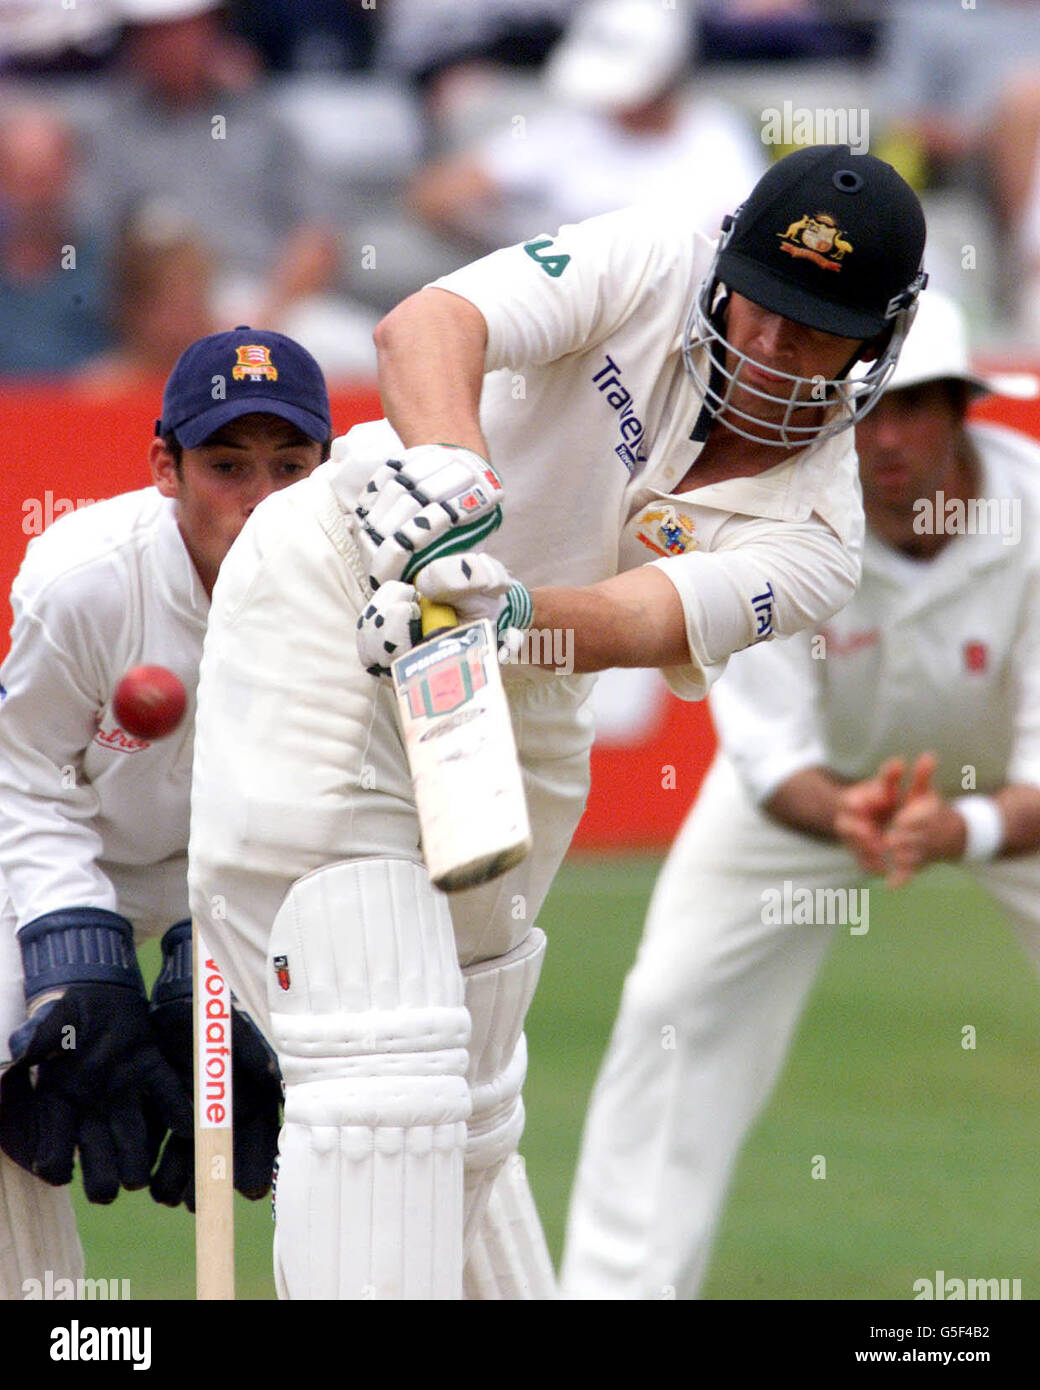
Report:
391,615,531,892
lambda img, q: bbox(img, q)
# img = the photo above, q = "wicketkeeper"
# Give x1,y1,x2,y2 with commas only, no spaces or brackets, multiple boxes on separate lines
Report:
0,328,330,1297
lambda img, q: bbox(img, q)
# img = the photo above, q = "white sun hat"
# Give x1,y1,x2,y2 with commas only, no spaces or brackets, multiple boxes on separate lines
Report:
890,290,1039,400
545,0,692,112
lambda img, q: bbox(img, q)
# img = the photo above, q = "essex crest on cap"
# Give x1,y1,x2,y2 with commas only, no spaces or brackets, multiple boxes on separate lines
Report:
158,326,331,450
232,344,278,382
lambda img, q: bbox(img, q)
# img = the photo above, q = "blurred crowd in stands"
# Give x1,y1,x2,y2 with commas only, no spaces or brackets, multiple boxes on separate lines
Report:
2,0,1040,385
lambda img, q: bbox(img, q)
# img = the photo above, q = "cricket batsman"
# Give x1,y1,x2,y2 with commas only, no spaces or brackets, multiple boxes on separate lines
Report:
186,146,927,1298
560,290,1040,1299
0,327,331,1297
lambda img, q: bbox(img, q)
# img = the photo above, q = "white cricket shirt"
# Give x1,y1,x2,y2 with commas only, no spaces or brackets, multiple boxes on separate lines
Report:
711,421,1040,802
0,489,208,934
341,203,864,697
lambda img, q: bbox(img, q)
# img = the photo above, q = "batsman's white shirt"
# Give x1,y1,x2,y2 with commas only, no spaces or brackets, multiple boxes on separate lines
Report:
561,420,1040,1299
0,490,207,1057
361,202,863,695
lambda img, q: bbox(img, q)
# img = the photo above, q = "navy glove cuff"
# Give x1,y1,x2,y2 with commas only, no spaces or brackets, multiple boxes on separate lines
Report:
18,908,144,1001
151,919,193,1006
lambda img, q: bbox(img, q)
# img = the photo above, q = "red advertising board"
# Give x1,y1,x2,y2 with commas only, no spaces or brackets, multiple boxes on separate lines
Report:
2,373,1038,851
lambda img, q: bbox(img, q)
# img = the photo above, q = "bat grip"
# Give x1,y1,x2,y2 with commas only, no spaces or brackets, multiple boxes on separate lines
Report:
420,597,457,638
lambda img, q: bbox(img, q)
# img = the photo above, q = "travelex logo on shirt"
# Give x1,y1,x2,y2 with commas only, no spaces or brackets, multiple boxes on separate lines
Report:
752,582,775,640
591,355,647,473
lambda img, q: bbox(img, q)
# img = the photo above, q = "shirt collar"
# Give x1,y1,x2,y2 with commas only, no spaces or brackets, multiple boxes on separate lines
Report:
670,430,860,544
155,496,210,623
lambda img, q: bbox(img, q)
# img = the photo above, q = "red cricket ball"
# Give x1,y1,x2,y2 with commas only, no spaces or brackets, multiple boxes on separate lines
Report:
113,665,187,740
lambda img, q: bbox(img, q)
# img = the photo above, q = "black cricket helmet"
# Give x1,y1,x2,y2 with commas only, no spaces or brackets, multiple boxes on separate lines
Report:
683,144,928,447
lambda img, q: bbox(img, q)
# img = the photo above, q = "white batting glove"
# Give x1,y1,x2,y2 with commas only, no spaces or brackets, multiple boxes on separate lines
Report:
355,581,421,677
355,444,504,589
415,555,533,660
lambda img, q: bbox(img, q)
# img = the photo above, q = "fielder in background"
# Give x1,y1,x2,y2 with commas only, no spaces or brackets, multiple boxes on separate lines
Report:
560,290,1040,1300
0,327,332,1299
187,145,926,1299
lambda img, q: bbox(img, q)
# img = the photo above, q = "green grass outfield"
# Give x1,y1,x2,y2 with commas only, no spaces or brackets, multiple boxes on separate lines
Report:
69,856,1040,1300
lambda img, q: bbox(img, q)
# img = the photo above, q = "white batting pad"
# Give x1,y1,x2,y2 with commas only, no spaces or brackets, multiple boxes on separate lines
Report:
0,1148,83,1298
461,929,548,1274
464,1153,558,1300
267,858,471,1299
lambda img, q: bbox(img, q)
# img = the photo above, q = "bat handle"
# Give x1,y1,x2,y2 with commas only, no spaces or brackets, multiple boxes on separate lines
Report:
420,597,457,638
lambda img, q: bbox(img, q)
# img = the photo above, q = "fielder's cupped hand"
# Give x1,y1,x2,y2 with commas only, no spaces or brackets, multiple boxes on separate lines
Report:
355,444,504,589
833,757,905,877
833,752,956,887
880,752,960,887
0,908,193,1205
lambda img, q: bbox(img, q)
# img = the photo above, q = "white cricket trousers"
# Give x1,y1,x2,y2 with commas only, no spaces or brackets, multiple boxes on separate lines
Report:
560,753,1040,1299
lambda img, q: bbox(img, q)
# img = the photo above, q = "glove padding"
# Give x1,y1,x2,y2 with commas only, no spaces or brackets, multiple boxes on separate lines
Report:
148,921,281,1208
416,554,533,657
355,580,422,677
355,556,533,676
1,981,193,1204
355,444,504,589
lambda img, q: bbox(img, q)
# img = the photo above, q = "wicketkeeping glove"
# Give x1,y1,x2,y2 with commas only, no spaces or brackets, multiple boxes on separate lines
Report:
148,920,282,1208
0,908,194,1204
355,444,504,589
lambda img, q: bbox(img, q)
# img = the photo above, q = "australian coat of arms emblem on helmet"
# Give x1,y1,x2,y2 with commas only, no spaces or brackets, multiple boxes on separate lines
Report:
777,213,853,272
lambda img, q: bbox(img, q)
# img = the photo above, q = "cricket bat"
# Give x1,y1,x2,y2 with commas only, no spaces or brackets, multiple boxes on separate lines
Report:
391,599,532,892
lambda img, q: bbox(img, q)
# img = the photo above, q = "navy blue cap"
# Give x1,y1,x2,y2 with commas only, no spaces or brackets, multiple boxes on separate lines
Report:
158,326,332,449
